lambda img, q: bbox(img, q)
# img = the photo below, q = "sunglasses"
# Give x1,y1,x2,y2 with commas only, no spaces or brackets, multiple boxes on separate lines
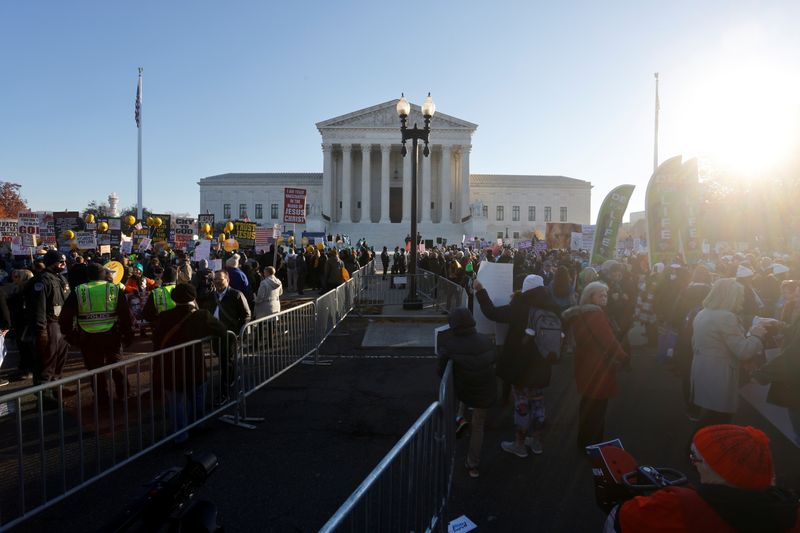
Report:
689,449,703,464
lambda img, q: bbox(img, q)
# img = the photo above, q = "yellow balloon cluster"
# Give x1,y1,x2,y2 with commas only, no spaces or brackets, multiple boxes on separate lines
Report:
153,217,162,228
224,221,234,233
202,223,211,235
218,233,226,242
146,216,154,226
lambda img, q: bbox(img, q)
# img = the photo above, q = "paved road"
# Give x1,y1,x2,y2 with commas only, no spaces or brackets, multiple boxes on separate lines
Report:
6,318,799,532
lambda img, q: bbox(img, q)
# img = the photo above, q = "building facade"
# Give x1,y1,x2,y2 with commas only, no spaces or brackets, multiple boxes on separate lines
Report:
198,99,592,247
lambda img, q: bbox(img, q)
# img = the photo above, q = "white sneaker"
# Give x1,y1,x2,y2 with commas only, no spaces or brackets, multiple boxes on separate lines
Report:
524,436,543,455
501,441,528,458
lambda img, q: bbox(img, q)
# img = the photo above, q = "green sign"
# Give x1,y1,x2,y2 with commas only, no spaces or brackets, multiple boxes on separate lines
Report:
590,184,635,266
646,156,685,266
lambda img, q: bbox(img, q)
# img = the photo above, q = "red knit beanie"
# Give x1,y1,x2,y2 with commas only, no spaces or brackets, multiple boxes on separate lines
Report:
693,424,773,491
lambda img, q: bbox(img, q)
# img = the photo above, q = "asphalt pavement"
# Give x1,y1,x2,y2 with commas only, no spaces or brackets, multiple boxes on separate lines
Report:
5,317,800,532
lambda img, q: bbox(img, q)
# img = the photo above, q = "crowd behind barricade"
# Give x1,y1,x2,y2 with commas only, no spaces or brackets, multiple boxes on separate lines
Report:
0,240,377,410
432,242,800,531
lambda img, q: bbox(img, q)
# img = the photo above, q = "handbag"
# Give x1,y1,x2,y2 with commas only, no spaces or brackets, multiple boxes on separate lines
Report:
341,266,350,281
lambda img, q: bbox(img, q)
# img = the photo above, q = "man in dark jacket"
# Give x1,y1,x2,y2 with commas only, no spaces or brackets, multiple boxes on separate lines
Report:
208,270,251,335
153,283,233,442
438,307,496,478
473,274,561,458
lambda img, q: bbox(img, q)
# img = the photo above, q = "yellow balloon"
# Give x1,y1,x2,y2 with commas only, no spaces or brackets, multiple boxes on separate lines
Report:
202,223,211,234
62,229,75,240
85,214,95,224
315,242,324,251
146,216,154,226
204,233,213,240
153,217,163,228
224,221,234,233
277,237,284,245
125,215,136,225
218,233,226,242
98,222,109,233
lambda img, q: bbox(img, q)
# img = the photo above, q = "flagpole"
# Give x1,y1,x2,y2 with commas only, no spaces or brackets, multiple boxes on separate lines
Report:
653,72,659,173
137,67,143,220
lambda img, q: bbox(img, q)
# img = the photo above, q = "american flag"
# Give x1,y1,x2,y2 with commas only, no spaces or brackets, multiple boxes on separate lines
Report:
135,73,142,128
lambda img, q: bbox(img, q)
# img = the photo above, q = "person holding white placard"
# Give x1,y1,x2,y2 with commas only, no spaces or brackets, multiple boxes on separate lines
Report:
473,274,561,458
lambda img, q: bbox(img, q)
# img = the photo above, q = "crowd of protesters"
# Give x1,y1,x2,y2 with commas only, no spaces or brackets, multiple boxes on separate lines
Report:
433,243,800,531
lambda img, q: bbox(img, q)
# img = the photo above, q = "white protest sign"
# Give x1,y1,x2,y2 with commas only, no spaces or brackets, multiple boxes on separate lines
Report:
448,515,477,533
121,240,133,255
209,259,222,272
138,238,151,253
582,225,596,250
0,219,18,242
474,260,514,345
11,236,33,256
75,231,97,250
194,239,211,262
570,231,583,251
99,245,111,255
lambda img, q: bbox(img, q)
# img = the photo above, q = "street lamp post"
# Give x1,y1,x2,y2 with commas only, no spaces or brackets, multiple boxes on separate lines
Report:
397,93,435,310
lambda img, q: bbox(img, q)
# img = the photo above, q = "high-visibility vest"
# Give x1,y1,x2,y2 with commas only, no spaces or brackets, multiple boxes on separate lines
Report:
76,281,119,334
153,284,176,314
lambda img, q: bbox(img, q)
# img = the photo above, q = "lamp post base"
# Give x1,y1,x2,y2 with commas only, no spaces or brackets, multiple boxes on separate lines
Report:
402,297,423,310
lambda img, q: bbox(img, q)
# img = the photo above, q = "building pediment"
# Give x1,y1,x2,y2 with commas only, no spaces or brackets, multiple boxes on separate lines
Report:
316,99,478,131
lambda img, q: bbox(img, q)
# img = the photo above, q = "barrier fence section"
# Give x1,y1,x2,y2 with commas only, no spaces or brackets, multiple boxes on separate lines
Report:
353,270,467,315
319,361,456,533
0,335,236,531
0,260,375,530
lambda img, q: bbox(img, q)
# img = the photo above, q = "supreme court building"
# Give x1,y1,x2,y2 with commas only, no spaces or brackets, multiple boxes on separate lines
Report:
198,99,592,247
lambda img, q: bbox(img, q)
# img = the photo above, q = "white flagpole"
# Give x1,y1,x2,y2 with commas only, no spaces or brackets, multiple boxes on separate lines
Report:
653,72,659,173
137,67,143,220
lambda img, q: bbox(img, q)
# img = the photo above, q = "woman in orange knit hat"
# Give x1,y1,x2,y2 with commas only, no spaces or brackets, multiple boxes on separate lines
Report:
605,424,799,532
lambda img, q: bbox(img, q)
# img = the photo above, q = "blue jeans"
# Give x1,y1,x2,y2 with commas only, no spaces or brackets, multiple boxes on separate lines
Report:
166,384,208,443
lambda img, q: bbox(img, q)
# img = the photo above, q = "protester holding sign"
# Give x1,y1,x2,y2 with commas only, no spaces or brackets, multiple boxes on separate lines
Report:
473,274,561,457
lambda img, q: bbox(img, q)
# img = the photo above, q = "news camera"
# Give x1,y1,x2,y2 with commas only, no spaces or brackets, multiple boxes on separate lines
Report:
102,452,222,533
589,440,688,513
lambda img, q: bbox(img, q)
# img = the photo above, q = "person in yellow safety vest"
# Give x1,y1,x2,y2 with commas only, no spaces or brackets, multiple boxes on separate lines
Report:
59,262,134,405
142,266,178,323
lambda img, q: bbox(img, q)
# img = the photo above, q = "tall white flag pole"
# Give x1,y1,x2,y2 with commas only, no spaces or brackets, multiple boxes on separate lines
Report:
653,72,660,174
137,67,143,220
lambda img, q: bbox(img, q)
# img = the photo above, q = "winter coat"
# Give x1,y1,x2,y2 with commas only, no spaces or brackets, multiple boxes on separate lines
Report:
254,275,282,319
438,309,497,409
691,309,763,413
671,283,712,376
617,484,800,533
761,317,800,410
562,304,628,399
474,287,559,389
324,257,345,287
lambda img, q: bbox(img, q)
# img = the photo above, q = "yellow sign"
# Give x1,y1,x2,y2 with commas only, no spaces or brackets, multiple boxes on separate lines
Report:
104,261,125,285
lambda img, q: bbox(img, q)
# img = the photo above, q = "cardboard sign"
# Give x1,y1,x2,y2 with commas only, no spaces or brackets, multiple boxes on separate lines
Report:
174,217,195,250
36,212,56,245
121,240,133,254
474,261,514,345
194,239,211,262
283,187,306,224
75,231,97,250
99,245,111,255
197,213,215,235
546,222,582,250
17,211,39,240
570,231,583,251
53,211,82,252
0,219,17,242
233,221,257,249
150,214,171,243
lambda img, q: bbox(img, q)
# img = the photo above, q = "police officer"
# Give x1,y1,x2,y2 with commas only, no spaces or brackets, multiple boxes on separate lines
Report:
24,250,70,407
142,266,177,323
59,262,134,404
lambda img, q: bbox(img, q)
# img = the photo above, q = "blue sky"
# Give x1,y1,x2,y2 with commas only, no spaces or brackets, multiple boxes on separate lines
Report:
2,1,799,222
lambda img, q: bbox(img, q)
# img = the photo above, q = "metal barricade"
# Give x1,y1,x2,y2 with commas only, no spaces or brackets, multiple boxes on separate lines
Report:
0,335,236,531
236,301,317,397
352,272,467,315
319,362,455,533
